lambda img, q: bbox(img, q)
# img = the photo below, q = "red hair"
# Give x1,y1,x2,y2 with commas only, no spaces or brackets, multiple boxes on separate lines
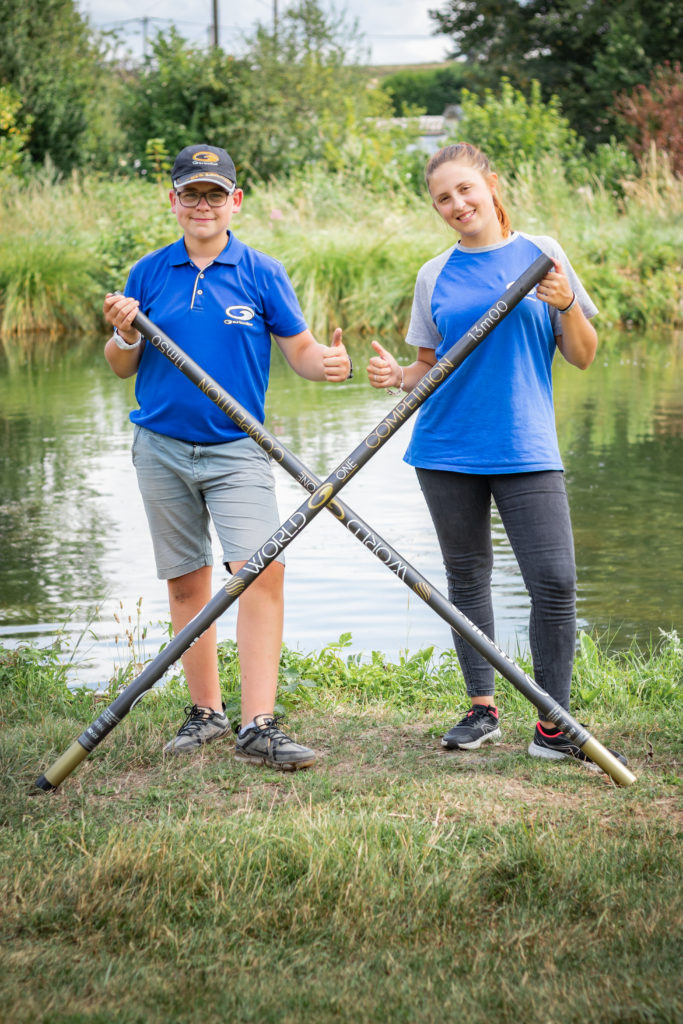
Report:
425,143,511,238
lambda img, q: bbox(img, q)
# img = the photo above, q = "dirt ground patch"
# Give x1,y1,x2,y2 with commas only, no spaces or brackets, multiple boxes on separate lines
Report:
36,711,679,834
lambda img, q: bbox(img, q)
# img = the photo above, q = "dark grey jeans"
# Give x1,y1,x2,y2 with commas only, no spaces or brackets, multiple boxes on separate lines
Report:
416,469,577,710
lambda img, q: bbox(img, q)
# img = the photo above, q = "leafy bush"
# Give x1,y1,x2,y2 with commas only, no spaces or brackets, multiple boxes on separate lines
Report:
118,27,249,180
586,138,638,197
118,2,400,189
454,78,585,182
0,84,31,185
616,60,683,175
428,0,683,149
94,178,177,289
0,0,115,172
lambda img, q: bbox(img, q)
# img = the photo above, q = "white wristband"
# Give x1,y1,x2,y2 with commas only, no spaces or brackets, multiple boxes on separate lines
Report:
113,328,142,350
559,293,577,315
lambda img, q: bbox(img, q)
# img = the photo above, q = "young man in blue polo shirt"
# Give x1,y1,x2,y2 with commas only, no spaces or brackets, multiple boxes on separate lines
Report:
103,144,351,770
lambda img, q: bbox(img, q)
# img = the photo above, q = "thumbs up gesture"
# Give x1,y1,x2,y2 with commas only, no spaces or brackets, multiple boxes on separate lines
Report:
367,339,402,390
321,327,351,382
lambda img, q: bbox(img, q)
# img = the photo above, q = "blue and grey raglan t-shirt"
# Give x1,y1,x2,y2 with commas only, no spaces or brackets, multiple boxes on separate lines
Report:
403,231,597,474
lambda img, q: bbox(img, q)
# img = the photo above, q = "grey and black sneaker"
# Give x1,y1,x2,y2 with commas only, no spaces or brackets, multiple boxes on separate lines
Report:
441,704,501,750
163,704,230,755
235,714,316,771
528,723,628,770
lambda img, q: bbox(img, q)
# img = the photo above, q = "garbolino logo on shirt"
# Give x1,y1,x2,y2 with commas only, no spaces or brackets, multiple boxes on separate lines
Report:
224,305,255,326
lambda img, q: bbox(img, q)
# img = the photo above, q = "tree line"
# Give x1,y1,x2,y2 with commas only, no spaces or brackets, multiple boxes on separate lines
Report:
0,0,680,187
0,0,398,185
427,0,681,150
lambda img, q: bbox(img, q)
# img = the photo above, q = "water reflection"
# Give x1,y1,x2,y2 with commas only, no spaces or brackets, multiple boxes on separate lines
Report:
556,335,683,643
0,329,680,688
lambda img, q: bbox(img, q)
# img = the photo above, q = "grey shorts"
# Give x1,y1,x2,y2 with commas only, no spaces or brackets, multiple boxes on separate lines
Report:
131,425,284,580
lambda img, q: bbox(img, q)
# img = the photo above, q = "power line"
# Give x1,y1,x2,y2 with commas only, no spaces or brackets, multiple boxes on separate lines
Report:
98,16,208,29
93,11,446,61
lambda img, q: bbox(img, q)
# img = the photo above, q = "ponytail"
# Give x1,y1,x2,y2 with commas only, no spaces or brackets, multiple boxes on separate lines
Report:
492,193,511,237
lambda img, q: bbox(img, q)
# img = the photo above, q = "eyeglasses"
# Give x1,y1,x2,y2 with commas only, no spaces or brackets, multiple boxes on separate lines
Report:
175,187,234,208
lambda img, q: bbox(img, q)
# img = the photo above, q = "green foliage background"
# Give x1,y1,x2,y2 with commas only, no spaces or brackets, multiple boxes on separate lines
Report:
0,0,118,172
1,0,680,177
0,0,680,348
429,0,682,146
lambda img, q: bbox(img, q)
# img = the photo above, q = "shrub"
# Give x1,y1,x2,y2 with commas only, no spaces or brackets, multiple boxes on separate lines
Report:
616,61,683,176
453,78,585,182
0,84,31,185
586,138,638,198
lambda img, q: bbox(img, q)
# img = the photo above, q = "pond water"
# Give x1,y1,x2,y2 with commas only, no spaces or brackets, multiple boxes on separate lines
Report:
0,328,681,689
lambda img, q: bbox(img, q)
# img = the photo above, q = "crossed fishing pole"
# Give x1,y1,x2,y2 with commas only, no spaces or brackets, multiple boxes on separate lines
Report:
35,255,636,790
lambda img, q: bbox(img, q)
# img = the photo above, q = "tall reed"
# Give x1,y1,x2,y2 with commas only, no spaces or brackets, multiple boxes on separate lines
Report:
0,156,680,355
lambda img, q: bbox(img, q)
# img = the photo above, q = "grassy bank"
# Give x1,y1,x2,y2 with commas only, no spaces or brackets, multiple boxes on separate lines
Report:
0,153,681,353
1,631,681,1023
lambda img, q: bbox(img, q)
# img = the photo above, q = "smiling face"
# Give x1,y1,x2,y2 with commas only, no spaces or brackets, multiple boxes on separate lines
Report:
427,160,502,248
169,182,244,257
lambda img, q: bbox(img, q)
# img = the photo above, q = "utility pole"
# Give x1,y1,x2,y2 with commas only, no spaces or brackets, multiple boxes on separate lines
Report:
211,0,219,48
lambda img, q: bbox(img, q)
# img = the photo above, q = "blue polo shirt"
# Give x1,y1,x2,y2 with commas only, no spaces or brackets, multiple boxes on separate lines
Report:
124,232,307,443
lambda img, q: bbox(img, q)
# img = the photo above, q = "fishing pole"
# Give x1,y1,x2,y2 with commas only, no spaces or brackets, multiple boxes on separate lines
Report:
34,254,633,790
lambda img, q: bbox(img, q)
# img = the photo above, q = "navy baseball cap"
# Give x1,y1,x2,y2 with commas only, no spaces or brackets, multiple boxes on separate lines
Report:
171,145,237,192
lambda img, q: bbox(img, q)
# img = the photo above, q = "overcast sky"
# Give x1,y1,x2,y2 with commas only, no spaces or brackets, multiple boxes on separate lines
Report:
77,0,452,66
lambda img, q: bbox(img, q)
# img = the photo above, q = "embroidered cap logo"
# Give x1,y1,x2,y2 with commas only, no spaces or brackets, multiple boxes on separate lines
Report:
191,151,220,164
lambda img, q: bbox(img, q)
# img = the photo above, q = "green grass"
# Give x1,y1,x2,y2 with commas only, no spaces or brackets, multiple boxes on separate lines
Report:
1,631,681,1022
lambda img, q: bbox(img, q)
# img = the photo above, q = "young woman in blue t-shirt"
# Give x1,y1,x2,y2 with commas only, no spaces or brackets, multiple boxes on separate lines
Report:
367,142,626,769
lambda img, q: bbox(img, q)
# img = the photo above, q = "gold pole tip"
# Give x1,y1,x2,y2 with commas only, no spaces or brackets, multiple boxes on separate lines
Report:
581,737,637,787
